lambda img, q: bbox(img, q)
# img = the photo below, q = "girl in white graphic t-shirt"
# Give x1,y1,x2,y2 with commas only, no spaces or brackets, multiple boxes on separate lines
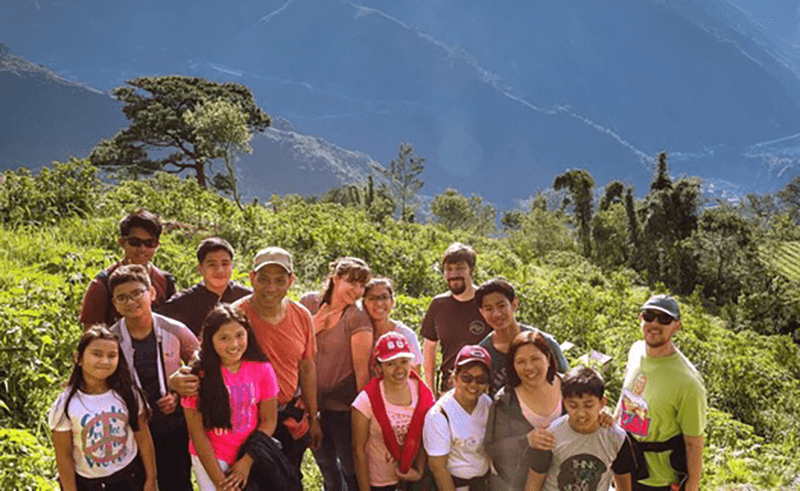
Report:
49,326,157,491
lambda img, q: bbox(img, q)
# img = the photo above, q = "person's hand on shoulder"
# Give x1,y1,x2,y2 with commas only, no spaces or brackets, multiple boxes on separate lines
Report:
526,427,555,450
169,366,199,397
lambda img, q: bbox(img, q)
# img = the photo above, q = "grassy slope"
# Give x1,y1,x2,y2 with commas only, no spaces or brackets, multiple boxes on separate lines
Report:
2,176,800,489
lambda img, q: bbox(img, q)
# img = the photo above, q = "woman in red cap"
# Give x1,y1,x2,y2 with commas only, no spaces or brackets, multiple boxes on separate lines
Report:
352,332,435,491
423,344,493,491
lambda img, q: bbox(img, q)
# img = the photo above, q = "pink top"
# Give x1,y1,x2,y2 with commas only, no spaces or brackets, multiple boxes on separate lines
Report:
516,387,562,429
182,360,279,464
352,379,420,486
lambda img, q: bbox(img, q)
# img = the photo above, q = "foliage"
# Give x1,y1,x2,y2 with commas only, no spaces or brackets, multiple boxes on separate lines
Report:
637,152,702,294
371,142,425,222
429,188,497,234
90,76,270,188
320,175,396,223
183,99,254,208
778,174,800,225
3,162,800,489
0,159,101,226
0,429,57,490
553,169,595,256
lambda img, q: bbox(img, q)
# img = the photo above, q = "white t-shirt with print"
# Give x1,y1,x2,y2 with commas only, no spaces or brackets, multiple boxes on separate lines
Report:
423,389,491,482
352,378,420,486
48,389,142,478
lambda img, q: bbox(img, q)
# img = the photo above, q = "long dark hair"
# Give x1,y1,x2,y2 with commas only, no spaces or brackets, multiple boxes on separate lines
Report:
192,304,269,429
320,257,371,306
63,325,147,431
506,330,557,388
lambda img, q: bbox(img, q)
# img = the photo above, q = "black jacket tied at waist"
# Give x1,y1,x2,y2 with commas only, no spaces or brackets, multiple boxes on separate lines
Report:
236,430,303,491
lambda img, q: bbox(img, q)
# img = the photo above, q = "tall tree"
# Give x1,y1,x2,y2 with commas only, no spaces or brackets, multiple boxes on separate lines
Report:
778,174,800,225
638,151,702,293
371,143,425,222
430,188,497,234
183,100,253,208
650,151,673,191
90,76,270,188
553,169,595,256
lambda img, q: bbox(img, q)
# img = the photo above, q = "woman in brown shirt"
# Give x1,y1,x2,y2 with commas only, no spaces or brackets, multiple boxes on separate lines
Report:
301,257,373,491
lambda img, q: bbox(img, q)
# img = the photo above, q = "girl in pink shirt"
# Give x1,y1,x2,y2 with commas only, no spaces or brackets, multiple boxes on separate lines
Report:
182,304,279,491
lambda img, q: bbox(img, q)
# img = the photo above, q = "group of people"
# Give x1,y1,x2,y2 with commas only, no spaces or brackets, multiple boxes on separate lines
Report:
48,209,707,491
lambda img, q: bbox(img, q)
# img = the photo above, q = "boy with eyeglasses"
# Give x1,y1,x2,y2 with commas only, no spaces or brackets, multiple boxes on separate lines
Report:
79,208,176,329
616,295,706,491
108,264,199,491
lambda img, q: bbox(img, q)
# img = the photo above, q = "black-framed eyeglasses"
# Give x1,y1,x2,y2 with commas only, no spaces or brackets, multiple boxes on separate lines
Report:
458,372,489,385
125,236,159,248
113,288,148,304
641,310,675,325
364,294,392,302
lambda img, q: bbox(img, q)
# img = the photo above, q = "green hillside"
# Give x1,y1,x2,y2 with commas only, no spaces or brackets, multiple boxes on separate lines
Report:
2,163,800,490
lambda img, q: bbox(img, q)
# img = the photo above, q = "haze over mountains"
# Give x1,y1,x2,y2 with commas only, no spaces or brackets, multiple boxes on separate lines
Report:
2,0,800,206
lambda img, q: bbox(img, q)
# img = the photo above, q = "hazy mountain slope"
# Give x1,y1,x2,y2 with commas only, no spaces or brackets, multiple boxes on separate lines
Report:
1,0,799,204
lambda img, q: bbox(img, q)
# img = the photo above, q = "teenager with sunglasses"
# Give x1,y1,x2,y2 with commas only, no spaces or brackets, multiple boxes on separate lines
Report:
79,209,176,329
423,345,493,491
615,295,706,491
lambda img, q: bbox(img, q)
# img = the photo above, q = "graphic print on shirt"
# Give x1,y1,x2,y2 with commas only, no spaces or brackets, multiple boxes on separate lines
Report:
556,453,606,491
213,382,256,436
382,410,414,463
619,374,650,437
468,320,487,336
80,404,130,468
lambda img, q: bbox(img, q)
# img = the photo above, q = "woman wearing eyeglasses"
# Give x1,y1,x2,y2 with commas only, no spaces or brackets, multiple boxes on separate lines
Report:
484,330,565,490
363,277,423,376
423,345,493,491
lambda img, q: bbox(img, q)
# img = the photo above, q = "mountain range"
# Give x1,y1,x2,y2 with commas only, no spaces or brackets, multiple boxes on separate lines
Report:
2,0,800,207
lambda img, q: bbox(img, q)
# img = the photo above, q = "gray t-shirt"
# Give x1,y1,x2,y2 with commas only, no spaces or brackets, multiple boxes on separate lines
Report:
530,415,634,491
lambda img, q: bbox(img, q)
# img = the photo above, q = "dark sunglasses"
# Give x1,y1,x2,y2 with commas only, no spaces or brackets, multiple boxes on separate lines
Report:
125,236,159,248
458,372,489,385
641,310,675,325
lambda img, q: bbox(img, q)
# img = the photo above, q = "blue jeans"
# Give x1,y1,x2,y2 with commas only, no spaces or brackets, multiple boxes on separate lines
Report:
313,409,358,491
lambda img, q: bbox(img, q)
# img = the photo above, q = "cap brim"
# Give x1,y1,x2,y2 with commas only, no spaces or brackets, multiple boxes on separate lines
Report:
377,353,416,363
456,357,490,369
640,305,679,319
253,261,292,274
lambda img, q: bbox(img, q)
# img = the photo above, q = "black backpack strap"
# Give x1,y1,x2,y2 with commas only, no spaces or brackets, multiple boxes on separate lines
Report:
164,272,176,300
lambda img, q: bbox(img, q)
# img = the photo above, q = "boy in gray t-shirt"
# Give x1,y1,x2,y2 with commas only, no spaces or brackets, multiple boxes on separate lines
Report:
526,366,635,491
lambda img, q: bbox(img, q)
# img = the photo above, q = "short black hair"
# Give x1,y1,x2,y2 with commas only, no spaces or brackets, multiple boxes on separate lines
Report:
197,237,234,264
120,209,163,239
561,366,605,400
108,264,151,295
476,277,515,308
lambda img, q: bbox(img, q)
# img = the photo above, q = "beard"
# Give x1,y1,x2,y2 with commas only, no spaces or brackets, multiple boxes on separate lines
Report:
448,278,467,295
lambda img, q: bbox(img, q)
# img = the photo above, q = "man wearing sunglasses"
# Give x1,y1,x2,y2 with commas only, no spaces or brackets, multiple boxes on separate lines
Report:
79,209,176,329
616,295,706,491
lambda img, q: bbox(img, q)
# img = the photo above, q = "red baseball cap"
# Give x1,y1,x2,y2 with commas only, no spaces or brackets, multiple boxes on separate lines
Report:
374,332,416,363
455,345,492,371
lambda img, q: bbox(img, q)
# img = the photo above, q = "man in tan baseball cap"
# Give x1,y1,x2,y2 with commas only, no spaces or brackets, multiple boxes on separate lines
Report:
171,246,322,470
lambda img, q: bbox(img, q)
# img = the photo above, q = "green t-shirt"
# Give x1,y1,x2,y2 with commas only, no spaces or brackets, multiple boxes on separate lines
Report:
617,340,707,487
